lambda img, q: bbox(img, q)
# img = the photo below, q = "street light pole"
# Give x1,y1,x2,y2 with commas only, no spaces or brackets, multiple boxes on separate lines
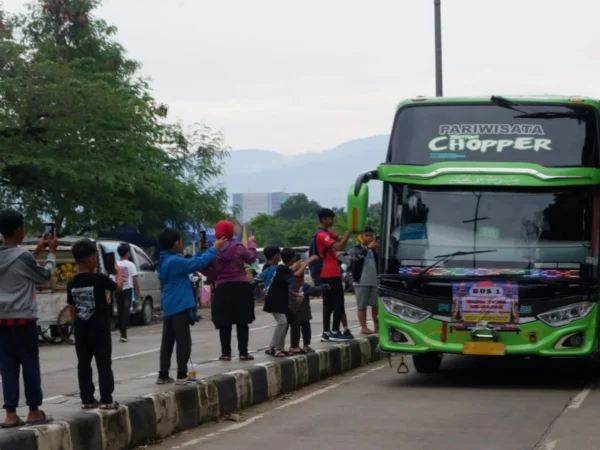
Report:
434,0,443,96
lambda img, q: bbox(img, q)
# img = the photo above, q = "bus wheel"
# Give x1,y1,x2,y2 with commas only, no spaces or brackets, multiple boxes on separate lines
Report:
413,353,442,373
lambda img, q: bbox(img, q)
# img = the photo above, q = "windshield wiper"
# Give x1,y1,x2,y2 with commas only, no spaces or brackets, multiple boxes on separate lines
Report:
490,96,530,115
406,250,497,289
512,111,588,120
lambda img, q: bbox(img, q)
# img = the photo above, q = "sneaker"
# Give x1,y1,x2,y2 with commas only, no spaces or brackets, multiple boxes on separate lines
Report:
343,329,354,339
176,376,198,385
120,337,128,343
330,331,352,341
320,331,333,342
156,376,175,385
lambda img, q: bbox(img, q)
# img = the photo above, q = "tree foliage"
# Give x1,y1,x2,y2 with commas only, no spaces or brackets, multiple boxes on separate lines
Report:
249,195,382,248
274,193,321,221
0,0,228,237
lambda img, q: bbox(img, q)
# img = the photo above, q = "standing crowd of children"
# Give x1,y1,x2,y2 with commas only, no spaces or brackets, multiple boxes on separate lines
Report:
262,247,330,357
0,205,377,422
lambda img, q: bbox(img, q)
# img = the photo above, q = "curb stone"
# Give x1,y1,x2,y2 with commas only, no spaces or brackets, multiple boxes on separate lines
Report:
0,335,379,450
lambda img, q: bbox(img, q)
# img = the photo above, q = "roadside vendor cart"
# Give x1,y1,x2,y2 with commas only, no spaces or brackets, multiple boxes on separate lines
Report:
21,239,75,345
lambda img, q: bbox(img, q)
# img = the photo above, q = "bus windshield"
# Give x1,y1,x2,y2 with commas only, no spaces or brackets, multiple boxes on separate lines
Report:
389,103,598,166
386,185,596,279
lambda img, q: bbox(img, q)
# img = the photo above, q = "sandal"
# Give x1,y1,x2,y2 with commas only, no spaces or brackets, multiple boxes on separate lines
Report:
99,402,120,410
82,401,99,410
0,418,25,428
289,349,307,355
265,347,276,356
25,411,53,426
239,354,255,361
219,355,232,361
303,346,314,352
273,350,288,358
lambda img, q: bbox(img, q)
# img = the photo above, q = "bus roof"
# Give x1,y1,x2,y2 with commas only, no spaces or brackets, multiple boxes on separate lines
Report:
397,95,599,110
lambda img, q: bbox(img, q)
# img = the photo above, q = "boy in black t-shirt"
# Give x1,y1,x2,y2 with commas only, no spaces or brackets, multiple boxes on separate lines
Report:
67,239,123,410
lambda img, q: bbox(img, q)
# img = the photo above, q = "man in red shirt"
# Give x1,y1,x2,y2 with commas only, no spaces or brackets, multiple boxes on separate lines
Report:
315,208,352,342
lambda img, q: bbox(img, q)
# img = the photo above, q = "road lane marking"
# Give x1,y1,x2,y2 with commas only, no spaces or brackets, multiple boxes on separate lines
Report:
534,383,595,449
221,414,266,431
173,432,220,448
275,384,340,410
257,364,382,412
568,384,593,409
171,362,385,448
112,347,161,361
43,395,64,402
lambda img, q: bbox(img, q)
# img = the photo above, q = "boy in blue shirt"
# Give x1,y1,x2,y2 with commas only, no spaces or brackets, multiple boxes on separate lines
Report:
156,228,227,385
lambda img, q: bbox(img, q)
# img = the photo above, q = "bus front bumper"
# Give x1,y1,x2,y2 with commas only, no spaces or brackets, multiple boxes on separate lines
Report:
378,306,599,358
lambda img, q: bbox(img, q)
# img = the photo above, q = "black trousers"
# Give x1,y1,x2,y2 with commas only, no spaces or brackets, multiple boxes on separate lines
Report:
290,321,311,348
159,311,192,379
75,331,114,404
321,277,345,332
0,323,43,412
115,288,132,338
219,324,249,357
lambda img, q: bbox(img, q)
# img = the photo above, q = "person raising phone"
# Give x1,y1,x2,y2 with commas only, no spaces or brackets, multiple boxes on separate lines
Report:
0,210,58,427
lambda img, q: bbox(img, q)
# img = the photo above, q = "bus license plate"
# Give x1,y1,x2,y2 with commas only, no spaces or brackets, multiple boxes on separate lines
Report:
463,342,505,356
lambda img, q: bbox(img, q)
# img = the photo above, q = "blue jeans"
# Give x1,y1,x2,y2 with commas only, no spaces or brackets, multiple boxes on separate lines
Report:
0,323,43,412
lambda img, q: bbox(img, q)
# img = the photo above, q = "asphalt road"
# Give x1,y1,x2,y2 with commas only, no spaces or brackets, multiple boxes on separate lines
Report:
1,298,363,409
147,353,600,450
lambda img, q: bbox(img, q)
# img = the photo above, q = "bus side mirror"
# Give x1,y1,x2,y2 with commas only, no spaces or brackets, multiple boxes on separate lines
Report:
347,169,378,233
348,182,369,234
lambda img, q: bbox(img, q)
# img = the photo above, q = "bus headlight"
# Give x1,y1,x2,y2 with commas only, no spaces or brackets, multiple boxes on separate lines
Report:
537,302,595,327
381,297,431,324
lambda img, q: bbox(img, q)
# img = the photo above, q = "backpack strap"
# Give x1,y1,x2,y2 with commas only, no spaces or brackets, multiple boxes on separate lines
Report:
313,229,334,258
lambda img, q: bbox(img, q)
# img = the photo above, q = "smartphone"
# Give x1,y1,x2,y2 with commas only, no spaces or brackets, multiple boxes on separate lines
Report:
44,222,55,239
376,235,380,241
104,251,116,275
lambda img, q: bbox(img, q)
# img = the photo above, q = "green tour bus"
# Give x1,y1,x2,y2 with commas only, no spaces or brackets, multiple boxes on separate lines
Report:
348,95,600,373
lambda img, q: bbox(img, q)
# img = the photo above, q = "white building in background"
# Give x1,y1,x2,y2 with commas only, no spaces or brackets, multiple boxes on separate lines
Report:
232,192,289,223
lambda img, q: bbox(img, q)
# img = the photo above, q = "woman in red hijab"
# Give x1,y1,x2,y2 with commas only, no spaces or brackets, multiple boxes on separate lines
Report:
202,221,257,361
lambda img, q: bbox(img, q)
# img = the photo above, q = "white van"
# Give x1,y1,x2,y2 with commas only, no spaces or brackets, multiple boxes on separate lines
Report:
22,236,161,326
98,240,161,325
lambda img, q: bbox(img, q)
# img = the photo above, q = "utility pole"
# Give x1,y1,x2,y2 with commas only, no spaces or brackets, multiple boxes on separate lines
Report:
434,0,443,96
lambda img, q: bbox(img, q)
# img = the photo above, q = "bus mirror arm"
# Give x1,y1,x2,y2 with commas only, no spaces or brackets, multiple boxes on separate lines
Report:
354,169,379,197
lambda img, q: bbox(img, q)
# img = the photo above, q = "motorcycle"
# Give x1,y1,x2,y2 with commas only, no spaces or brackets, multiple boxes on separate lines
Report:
341,262,355,293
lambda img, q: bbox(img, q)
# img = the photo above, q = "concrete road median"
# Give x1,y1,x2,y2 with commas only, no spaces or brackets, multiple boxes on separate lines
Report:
0,335,379,450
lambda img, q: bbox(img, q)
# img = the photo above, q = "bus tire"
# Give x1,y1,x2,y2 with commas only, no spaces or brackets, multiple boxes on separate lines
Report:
413,353,442,373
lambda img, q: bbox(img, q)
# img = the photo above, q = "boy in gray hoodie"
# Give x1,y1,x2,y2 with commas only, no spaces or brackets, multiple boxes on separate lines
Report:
0,210,57,427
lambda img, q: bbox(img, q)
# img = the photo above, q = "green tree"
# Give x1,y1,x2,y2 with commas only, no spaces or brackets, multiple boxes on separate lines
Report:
248,214,286,247
284,217,318,247
0,0,228,236
247,196,383,248
275,194,321,221
366,202,382,233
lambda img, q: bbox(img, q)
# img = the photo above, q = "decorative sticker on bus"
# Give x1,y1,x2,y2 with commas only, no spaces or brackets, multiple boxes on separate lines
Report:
451,280,519,324
428,123,552,159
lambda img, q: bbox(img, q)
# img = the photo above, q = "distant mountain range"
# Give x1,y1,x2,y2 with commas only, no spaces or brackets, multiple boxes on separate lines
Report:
217,135,389,208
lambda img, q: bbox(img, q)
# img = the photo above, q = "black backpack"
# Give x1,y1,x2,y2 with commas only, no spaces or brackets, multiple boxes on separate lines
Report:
309,230,332,282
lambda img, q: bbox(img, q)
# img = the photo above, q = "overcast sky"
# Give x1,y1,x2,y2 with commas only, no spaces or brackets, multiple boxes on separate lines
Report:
3,0,600,154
